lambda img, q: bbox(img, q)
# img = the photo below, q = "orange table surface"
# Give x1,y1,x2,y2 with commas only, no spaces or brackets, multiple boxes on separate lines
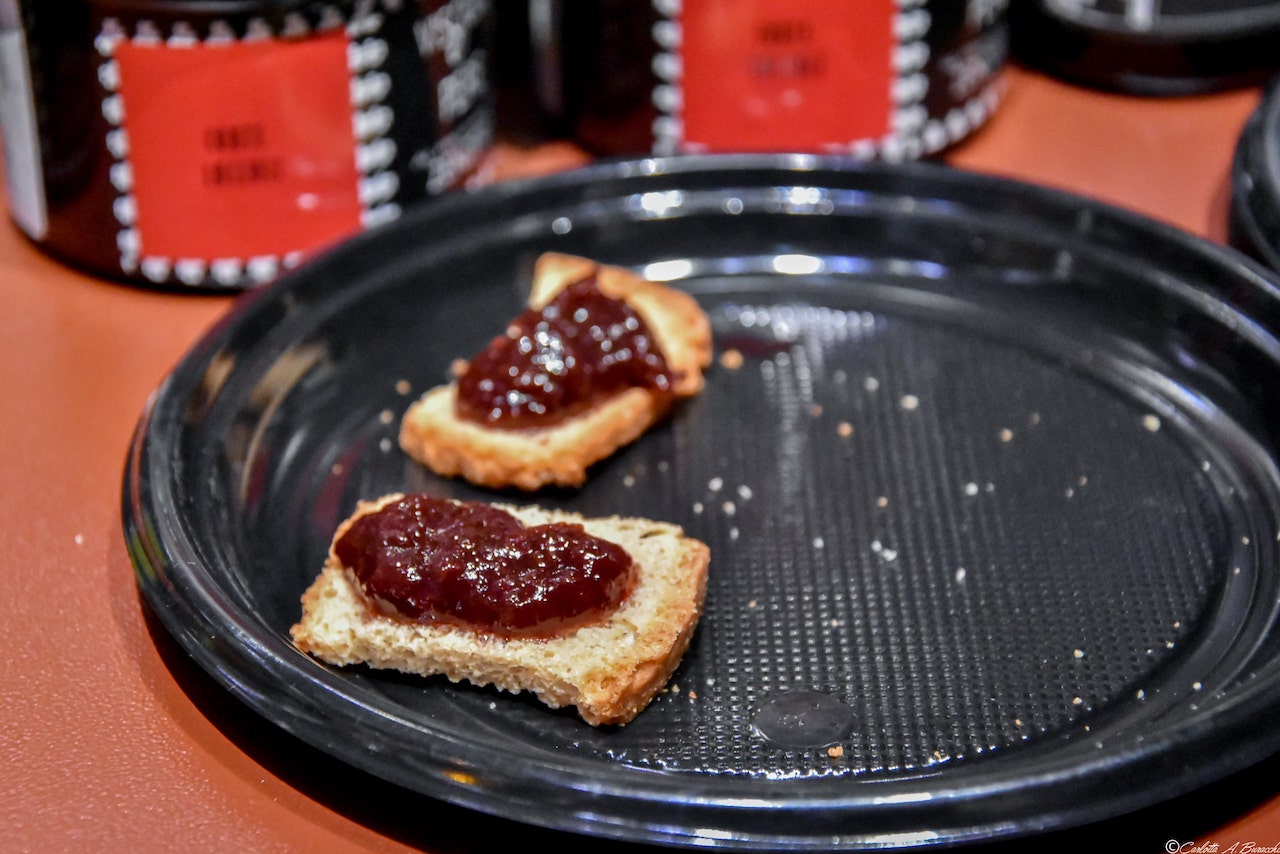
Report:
5,64,1280,852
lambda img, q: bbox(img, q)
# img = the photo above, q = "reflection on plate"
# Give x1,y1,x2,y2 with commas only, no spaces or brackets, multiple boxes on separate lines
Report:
125,154,1280,849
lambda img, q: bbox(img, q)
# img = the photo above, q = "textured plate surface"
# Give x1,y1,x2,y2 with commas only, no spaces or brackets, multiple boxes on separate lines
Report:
125,155,1280,849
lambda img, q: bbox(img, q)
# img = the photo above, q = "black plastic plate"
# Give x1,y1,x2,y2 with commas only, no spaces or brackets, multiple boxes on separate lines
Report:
125,154,1280,849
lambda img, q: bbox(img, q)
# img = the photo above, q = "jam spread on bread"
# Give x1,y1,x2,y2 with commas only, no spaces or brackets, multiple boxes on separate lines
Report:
334,494,636,637
455,274,676,428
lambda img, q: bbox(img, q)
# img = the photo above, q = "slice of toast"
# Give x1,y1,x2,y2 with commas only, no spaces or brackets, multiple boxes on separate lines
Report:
290,494,711,726
399,252,712,490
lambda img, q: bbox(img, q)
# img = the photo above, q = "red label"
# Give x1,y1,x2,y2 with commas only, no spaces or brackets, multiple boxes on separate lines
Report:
680,0,896,151
113,33,362,260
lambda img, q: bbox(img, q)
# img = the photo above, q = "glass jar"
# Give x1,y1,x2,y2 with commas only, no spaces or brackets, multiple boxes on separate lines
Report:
530,0,1008,160
1009,0,1280,96
0,0,494,289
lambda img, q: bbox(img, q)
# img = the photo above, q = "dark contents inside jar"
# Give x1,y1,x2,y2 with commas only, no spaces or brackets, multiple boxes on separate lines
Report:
455,273,676,428
334,494,636,638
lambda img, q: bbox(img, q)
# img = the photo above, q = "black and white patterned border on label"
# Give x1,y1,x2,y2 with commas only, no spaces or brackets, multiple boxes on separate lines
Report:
877,0,1006,162
650,0,1005,161
94,1,402,288
649,0,682,157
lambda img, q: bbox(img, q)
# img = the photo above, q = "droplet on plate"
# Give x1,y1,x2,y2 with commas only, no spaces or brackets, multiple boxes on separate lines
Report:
753,690,856,748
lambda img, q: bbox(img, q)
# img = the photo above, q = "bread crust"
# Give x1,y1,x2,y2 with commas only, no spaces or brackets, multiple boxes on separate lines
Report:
398,253,712,490
290,494,711,726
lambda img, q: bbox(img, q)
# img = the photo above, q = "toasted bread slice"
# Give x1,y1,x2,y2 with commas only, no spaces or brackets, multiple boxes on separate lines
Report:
290,494,711,726
398,252,712,490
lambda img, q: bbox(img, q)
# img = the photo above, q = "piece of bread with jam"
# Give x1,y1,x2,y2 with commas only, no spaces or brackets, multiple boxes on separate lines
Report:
398,252,712,491
290,493,710,726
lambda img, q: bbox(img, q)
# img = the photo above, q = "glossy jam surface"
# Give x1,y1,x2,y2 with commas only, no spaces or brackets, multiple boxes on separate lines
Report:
456,274,675,428
334,495,636,637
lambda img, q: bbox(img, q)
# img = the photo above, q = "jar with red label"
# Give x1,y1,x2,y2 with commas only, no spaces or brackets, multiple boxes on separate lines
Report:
529,0,1008,160
0,0,494,289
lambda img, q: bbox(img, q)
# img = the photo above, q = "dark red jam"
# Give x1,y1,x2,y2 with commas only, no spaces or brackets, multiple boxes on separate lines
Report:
333,494,636,638
456,273,676,428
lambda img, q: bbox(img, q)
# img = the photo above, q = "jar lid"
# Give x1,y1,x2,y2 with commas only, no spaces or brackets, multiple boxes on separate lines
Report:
1230,76,1280,274
1010,1,1280,95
